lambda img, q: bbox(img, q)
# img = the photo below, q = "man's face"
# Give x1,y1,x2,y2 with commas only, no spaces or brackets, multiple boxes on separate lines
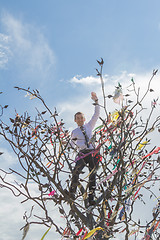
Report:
75,113,85,126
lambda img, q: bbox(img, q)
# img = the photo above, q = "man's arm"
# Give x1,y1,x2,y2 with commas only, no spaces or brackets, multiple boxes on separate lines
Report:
87,92,100,129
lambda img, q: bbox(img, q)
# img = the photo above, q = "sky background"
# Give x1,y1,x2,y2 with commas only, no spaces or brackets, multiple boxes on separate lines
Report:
0,0,160,240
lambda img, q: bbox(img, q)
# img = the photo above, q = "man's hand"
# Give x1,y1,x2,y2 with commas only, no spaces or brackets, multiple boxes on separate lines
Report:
91,92,98,102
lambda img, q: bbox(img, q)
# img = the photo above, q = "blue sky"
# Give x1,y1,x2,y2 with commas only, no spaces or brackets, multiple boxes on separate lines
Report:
1,0,160,110
0,1,160,240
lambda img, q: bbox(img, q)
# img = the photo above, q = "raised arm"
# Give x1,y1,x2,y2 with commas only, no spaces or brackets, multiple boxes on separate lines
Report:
87,92,100,129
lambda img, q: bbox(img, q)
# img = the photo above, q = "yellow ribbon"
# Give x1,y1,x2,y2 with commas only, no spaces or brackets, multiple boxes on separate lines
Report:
84,227,103,239
41,226,51,240
137,141,149,150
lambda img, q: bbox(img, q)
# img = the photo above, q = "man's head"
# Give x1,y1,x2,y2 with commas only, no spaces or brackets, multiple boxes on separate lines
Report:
74,112,85,127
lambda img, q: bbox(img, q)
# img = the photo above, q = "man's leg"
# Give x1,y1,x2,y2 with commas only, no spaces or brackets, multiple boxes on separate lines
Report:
88,153,99,204
70,158,85,198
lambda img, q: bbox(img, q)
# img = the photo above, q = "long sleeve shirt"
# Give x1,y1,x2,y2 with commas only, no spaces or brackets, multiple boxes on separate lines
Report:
70,104,100,151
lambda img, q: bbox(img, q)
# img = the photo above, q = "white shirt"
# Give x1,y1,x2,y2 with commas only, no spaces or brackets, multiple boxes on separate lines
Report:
70,104,100,151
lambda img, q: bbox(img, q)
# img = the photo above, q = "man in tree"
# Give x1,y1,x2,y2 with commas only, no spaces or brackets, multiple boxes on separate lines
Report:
69,92,100,205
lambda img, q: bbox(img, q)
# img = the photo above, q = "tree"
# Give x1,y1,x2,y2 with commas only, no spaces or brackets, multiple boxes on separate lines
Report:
0,60,160,240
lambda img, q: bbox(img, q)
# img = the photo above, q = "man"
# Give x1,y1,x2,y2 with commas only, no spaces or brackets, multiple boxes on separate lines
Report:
69,92,100,205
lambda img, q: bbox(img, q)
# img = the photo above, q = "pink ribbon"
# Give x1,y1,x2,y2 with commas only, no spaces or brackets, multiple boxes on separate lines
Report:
48,190,55,196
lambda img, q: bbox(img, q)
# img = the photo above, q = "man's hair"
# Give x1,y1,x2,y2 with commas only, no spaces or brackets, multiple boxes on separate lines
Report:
74,112,84,121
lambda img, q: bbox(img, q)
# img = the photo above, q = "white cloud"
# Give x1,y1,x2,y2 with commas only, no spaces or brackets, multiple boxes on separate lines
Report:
0,169,62,240
0,187,62,240
0,33,12,69
0,12,55,85
62,70,160,121
59,70,160,150
70,75,104,85
69,72,136,86
0,147,17,168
